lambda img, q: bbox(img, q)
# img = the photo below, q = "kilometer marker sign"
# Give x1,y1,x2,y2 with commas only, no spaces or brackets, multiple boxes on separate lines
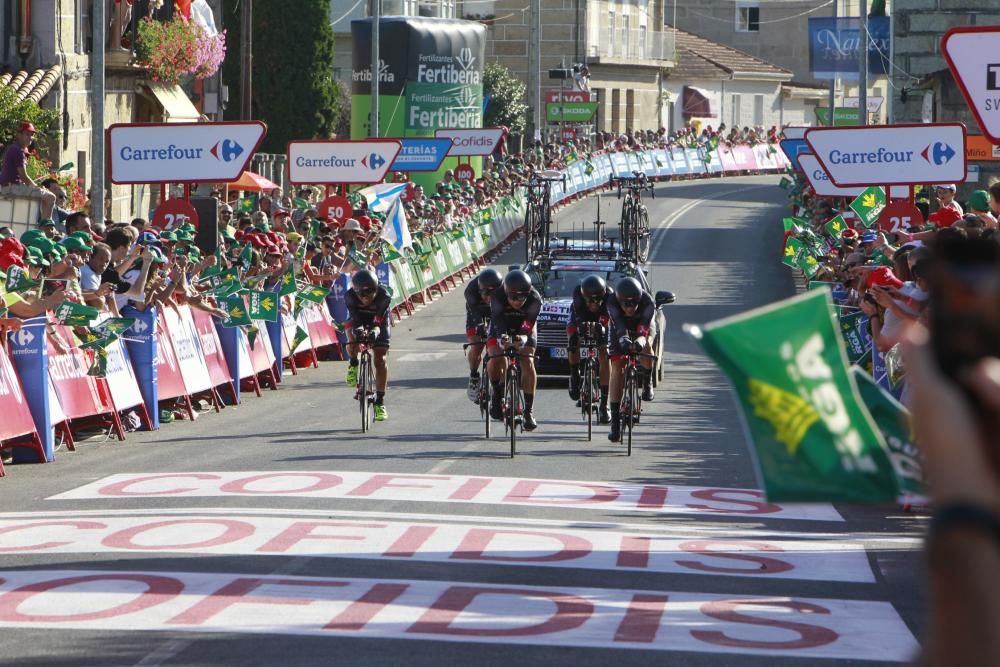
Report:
804,123,967,186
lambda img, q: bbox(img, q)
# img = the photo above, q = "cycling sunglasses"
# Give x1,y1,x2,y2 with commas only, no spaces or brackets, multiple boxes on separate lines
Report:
621,299,640,308
357,287,377,297
585,295,604,304
508,292,529,302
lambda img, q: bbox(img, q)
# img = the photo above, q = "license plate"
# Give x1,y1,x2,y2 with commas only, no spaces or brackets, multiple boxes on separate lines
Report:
550,347,568,359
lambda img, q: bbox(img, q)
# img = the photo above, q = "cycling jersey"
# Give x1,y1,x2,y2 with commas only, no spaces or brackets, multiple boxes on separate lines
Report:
464,277,493,336
567,284,613,331
607,290,655,357
488,286,541,347
345,285,392,346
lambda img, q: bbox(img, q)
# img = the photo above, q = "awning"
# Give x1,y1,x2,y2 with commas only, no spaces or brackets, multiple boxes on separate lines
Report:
224,171,281,193
146,82,201,122
682,86,716,119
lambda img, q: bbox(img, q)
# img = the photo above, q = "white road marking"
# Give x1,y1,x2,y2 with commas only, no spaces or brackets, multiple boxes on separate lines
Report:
397,352,450,362
0,513,878,583
48,470,843,522
0,569,920,660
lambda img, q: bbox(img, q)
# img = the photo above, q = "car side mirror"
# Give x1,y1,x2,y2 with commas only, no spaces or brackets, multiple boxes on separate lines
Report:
655,290,675,306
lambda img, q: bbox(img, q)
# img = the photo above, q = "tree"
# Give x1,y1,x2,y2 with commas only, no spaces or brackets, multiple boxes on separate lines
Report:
483,62,527,135
222,0,341,152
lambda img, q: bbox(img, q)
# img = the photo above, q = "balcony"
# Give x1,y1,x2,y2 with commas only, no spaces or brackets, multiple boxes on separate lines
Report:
589,29,675,67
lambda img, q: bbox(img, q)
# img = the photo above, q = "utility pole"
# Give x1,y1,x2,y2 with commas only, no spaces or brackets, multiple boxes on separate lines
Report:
528,0,541,143
827,0,837,126
91,0,105,227
858,0,869,126
371,0,380,137
240,0,253,120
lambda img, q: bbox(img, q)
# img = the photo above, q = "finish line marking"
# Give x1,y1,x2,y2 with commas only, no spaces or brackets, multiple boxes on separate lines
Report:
48,470,843,522
0,512,876,583
0,569,919,660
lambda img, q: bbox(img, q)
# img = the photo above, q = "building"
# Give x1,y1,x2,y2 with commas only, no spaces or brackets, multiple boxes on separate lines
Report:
1,1,221,223
892,3,1000,191
486,0,676,137
670,0,891,125
664,26,825,134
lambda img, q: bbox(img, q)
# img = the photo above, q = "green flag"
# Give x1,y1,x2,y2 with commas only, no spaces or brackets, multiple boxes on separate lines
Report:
808,280,836,291
824,215,848,238
245,324,259,349
346,247,368,271
279,267,298,296
6,266,40,293
849,186,886,227
289,325,309,353
778,176,792,190
79,332,118,351
296,285,330,304
479,208,493,227
838,310,872,364
248,290,279,322
239,197,254,213
380,240,403,262
449,227,465,240
796,253,820,278
238,244,253,271
86,347,109,378
221,294,252,327
782,237,803,267
55,300,100,326
686,290,900,502
851,367,926,500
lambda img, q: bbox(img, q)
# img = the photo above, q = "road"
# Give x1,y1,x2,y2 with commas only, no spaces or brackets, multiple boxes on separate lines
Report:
0,175,927,666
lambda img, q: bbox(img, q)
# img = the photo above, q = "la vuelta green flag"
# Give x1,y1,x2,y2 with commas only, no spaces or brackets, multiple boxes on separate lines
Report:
849,186,886,227
686,290,900,502
851,367,926,500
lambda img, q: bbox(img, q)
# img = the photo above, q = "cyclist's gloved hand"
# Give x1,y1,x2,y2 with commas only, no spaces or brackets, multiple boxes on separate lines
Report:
515,335,528,347
371,326,381,338
619,336,633,350
635,336,647,349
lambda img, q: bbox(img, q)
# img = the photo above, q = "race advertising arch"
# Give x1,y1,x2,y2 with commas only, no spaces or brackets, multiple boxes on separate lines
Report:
350,17,487,188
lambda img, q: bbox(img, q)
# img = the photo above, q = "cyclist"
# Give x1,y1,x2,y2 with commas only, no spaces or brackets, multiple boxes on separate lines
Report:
344,269,392,421
566,274,612,424
607,276,656,442
464,268,503,402
487,269,541,431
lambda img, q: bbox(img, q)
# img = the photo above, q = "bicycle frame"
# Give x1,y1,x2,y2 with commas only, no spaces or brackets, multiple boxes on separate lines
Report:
354,328,378,433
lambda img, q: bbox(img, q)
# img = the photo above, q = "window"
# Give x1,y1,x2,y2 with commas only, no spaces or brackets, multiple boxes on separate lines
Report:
589,1,600,57
440,0,455,18
753,94,764,125
731,94,741,127
608,8,616,53
622,15,631,57
736,4,759,32
639,24,647,58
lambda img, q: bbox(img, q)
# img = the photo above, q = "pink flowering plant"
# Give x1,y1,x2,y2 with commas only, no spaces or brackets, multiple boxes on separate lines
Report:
136,16,226,84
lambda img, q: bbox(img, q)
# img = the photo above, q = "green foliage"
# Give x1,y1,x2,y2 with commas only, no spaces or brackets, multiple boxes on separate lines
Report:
483,62,527,135
0,86,60,146
222,0,340,152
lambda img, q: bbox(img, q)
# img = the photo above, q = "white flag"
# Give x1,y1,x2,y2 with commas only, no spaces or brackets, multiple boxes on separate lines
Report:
380,199,412,251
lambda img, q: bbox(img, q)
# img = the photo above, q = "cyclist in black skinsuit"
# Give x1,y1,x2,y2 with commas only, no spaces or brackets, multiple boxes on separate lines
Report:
344,269,393,422
566,274,612,424
464,268,503,402
607,277,656,442
487,269,542,431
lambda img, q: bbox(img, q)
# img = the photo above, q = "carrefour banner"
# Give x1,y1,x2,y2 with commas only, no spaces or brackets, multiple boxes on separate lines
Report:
808,17,890,80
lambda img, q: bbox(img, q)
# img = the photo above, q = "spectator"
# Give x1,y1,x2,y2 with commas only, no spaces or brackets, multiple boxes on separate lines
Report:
0,121,57,219
967,190,997,230
934,184,963,218
40,177,70,231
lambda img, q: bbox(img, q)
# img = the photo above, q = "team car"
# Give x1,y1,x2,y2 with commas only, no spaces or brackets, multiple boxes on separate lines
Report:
515,239,674,379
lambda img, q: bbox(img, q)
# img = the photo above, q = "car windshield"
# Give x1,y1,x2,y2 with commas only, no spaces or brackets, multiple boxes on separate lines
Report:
537,270,633,299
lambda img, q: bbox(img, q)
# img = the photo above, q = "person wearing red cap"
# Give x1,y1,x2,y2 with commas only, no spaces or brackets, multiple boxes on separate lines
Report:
0,121,56,219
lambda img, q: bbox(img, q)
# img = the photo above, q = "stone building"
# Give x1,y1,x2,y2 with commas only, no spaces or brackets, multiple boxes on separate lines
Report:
891,3,1000,191
1,1,220,222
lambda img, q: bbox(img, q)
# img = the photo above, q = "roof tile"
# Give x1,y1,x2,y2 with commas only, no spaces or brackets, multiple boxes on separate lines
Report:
665,26,791,80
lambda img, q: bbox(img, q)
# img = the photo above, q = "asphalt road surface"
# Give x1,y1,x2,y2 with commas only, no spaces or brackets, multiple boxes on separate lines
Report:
0,175,927,666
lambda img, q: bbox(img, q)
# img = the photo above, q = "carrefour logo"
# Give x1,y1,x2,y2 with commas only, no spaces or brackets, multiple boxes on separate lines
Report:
210,139,245,162
13,329,35,346
921,141,956,165
363,153,386,171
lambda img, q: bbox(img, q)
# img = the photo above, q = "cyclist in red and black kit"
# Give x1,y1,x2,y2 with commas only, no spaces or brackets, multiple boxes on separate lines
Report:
487,269,542,430
567,274,612,424
344,269,393,421
607,277,656,442
464,268,503,402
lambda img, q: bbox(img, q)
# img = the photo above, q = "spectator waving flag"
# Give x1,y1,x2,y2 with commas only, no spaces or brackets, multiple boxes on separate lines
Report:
380,199,412,255
358,182,408,214
686,290,900,503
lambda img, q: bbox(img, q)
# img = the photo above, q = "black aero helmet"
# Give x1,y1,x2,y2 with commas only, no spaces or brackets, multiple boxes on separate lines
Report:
478,268,502,291
615,277,643,305
503,269,532,298
352,269,378,295
580,274,607,299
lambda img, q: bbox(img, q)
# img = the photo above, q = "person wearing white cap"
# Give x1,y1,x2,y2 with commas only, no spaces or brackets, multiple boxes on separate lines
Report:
339,218,367,254
934,184,964,218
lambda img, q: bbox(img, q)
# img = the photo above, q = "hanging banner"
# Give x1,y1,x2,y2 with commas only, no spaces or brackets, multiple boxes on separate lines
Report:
0,345,38,445
8,318,55,461
808,17,891,80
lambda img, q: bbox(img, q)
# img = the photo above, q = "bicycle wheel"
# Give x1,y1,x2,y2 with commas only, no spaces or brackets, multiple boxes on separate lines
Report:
624,368,636,456
524,205,535,262
506,366,518,457
359,354,370,433
582,360,594,441
637,207,651,263
480,366,491,440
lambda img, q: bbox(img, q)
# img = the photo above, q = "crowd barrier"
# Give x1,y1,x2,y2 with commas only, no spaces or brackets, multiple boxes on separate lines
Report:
0,141,788,475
